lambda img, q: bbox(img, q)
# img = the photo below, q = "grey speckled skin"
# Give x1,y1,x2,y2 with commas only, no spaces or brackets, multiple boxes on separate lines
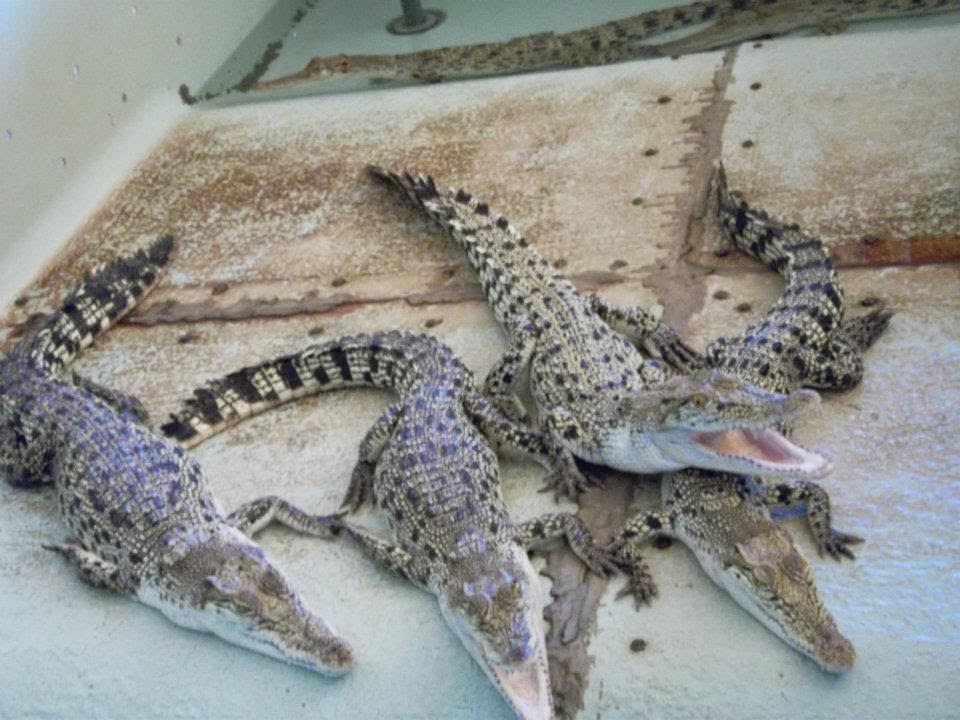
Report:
0,237,354,677
609,165,891,673
367,166,834,498
272,0,960,86
162,331,616,720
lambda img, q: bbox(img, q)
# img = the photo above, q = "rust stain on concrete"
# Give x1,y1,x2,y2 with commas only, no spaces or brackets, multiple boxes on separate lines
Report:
687,233,960,271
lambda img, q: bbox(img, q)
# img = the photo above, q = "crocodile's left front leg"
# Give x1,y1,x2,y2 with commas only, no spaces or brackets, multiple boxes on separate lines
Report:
43,539,133,593
482,320,537,424
511,513,617,576
606,508,675,607
463,390,594,500
754,479,863,560
587,293,703,371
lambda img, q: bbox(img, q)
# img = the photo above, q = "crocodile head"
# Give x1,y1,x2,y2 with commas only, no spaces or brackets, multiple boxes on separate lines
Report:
141,526,354,676
719,528,855,673
437,543,553,720
565,369,831,478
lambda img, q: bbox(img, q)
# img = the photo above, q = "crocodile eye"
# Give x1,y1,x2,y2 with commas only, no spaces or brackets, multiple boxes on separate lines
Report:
691,393,708,408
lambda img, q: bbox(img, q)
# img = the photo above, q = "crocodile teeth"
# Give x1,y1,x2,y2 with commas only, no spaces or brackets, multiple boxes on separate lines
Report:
489,655,553,720
694,428,833,477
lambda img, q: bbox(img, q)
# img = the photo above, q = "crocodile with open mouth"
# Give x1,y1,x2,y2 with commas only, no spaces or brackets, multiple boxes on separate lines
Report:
365,166,832,497
609,165,891,672
0,237,354,676
162,330,618,720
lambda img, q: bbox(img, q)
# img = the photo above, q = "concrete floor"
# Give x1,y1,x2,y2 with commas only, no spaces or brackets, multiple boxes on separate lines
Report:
1,22,959,720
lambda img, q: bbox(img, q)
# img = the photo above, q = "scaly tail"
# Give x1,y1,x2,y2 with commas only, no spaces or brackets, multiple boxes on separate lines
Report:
714,164,845,343
23,235,174,375
366,165,533,257
161,331,459,448
367,165,552,330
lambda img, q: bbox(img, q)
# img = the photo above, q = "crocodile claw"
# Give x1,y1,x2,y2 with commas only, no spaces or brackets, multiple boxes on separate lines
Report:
538,462,601,502
607,541,659,608
642,325,705,373
581,544,621,577
614,561,659,609
817,529,864,561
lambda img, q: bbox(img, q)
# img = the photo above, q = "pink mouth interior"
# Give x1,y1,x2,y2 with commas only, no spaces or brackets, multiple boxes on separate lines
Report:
492,658,553,720
695,428,832,477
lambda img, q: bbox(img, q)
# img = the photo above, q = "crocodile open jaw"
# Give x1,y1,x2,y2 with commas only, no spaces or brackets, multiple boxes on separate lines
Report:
694,427,833,478
488,653,554,720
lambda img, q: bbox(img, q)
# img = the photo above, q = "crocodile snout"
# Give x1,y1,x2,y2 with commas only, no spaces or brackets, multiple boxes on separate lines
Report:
815,626,856,673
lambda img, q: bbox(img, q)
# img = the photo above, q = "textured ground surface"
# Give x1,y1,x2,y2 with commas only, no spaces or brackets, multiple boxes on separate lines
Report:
1,24,958,720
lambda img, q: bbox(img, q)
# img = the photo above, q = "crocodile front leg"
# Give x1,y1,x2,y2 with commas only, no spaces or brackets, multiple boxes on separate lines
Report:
43,539,132,592
587,293,703,371
227,495,343,538
482,321,536,424
606,509,675,607
756,480,864,560
342,402,402,512
463,390,593,500
511,513,617,576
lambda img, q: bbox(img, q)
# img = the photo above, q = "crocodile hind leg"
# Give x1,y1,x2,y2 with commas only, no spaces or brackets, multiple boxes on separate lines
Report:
337,522,428,587
71,371,149,424
756,480,863,560
342,402,402,512
227,495,343,538
605,509,675,607
0,400,56,487
511,513,617,577
482,322,536,424
463,390,593,500
587,293,703,371
43,539,131,592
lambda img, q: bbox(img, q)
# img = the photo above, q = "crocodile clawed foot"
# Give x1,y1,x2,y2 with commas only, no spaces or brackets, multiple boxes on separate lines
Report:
606,540,659,608
817,529,864,561
539,464,600,503
614,565,659,609
643,326,704,373
577,543,621,577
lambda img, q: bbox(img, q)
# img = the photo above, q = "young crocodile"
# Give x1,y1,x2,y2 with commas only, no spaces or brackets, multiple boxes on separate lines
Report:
255,0,960,90
0,237,354,676
366,166,832,497
161,331,617,720
609,165,891,672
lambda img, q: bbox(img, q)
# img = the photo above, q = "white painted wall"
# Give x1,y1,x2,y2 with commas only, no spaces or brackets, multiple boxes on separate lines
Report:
0,0,274,307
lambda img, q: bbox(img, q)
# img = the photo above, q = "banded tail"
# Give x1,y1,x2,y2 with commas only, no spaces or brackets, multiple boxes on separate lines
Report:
23,235,174,375
161,331,460,448
367,165,534,258
715,164,844,336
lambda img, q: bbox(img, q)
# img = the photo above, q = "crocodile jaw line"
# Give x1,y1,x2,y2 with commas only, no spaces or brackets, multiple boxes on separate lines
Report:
692,427,833,478
438,548,554,720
